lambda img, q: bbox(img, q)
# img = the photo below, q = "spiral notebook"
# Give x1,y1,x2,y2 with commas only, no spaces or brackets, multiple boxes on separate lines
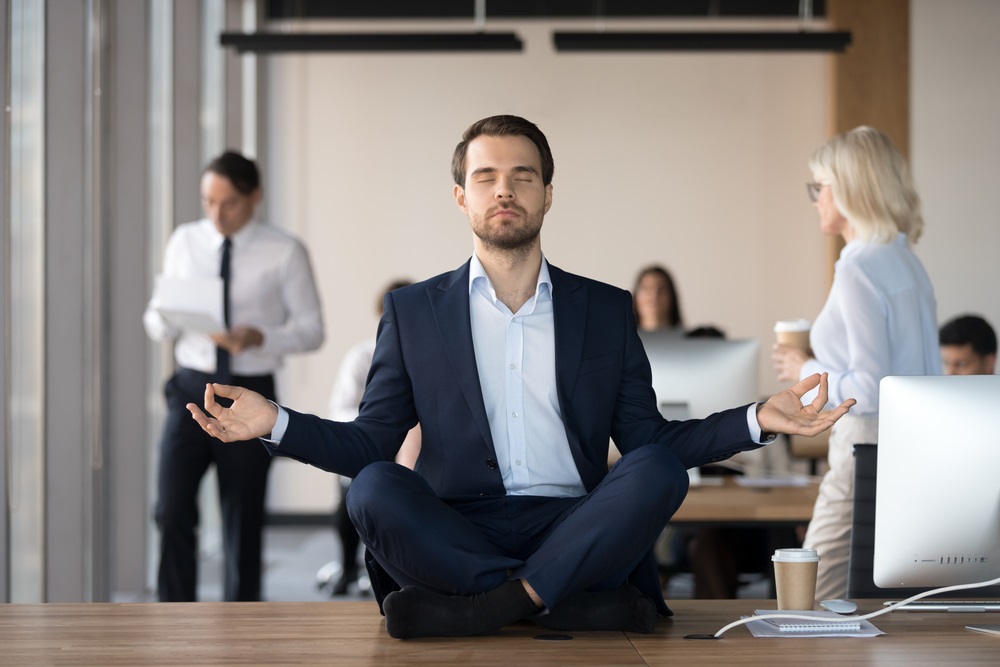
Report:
753,610,861,632
744,610,884,638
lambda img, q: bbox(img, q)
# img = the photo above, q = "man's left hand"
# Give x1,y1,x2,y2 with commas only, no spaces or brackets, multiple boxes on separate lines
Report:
211,326,264,354
757,372,855,437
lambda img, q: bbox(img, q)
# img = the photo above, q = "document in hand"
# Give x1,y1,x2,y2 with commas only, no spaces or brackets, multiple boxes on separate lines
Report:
153,275,225,334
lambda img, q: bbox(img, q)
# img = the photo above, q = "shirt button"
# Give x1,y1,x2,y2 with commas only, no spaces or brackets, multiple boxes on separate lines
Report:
512,411,518,418
509,363,516,370
515,459,522,466
486,459,498,469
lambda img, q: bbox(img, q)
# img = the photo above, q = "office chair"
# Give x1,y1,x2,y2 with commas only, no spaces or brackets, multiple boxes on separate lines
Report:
847,443,1000,600
848,444,926,599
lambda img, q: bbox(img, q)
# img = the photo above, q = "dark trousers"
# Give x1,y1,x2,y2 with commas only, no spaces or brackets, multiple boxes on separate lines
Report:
335,477,362,578
347,444,688,609
155,368,275,602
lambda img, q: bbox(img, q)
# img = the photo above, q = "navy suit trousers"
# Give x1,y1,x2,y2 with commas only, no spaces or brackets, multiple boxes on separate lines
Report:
155,368,275,602
347,443,689,611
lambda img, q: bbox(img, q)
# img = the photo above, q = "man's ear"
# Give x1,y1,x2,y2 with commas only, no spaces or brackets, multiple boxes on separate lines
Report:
454,183,467,214
543,183,553,214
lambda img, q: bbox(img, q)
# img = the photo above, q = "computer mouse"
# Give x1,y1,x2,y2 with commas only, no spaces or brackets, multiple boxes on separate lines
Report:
820,599,858,614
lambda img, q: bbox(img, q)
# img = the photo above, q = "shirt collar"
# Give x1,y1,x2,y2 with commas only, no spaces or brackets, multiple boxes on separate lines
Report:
469,253,553,301
203,218,260,250
840,231,907,261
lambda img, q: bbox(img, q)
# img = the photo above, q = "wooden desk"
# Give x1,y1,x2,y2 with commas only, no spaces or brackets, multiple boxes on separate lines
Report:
2,599,997,666
671,477,819,526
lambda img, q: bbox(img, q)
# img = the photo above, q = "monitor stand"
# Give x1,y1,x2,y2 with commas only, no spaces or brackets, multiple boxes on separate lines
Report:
883,599,1000,612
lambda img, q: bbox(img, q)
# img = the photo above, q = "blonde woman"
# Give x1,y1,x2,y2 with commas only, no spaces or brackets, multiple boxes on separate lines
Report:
772,126,941,600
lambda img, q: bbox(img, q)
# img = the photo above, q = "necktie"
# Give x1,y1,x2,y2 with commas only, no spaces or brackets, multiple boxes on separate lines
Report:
216,237,232,381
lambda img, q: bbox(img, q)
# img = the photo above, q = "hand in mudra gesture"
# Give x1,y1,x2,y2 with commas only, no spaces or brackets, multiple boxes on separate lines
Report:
757,372,856,437
187,383,279,442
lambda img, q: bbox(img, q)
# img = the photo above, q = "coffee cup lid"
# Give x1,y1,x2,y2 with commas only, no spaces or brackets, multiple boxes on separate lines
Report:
772,548,820,563
774,319,811,333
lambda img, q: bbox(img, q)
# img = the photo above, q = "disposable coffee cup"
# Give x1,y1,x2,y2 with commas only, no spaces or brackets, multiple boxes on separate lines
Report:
774,319,811,351
772,548,820,610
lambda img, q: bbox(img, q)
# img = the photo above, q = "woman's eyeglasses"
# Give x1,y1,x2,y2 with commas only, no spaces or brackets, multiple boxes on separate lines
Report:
805,181,825,203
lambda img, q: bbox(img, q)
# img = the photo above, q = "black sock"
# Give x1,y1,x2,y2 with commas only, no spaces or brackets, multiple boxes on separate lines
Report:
532,584,657,633
383,580,540,639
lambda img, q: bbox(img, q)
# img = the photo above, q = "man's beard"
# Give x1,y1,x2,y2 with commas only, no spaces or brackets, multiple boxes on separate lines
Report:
471,204,543,252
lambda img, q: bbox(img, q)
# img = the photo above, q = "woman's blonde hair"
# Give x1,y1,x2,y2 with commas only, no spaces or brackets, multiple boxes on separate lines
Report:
809,126,924,244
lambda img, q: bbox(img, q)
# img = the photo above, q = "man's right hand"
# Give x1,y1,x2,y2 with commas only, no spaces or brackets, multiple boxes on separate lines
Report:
187,383,278,442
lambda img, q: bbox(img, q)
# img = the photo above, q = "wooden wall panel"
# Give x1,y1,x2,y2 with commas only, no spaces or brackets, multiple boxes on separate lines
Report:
823,0,910,275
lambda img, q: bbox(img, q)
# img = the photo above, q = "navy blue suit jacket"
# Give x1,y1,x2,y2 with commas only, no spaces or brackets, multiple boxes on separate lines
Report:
268,261,760,496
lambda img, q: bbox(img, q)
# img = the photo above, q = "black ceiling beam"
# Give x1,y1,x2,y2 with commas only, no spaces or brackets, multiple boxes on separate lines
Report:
219,31,524,54
553,30,851,52
266,0,826,20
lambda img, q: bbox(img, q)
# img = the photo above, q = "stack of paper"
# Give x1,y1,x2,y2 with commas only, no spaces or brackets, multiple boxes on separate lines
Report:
153,275,225,334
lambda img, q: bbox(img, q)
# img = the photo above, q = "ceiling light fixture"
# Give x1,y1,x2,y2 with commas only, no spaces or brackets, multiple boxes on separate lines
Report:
219,31,522,53
220,0,522,54
553,0,849,53
552,30,850,52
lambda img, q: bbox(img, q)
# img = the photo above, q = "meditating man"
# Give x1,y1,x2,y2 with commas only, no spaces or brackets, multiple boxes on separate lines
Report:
189,115,853,638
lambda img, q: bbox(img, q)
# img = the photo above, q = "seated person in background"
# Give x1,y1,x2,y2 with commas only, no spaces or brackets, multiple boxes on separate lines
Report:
633,265,684,335
685,325,725,339
939,314,996,375
324,279,421,596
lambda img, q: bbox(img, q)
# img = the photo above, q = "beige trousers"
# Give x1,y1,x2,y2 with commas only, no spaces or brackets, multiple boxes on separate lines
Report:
802,414,879,601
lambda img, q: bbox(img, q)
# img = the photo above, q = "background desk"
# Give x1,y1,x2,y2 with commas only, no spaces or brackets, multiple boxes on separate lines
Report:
672,477,819,527
1,599,996,666
667,477,820,596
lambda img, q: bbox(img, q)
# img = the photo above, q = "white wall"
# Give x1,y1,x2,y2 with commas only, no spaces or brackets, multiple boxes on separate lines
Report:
265,7,1000,512
911,0,1000,334
262,19,832,512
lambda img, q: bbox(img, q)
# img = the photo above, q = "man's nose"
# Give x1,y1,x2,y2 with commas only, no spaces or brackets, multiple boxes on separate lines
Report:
494,178,515,199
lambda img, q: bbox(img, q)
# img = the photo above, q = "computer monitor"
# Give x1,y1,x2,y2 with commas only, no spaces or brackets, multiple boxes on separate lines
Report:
638,333,760,420
873,375,1000,591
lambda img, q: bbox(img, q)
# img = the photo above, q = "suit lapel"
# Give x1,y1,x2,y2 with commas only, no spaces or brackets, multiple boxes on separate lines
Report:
427,262,495,452
550,264,588,405
426,261,589,456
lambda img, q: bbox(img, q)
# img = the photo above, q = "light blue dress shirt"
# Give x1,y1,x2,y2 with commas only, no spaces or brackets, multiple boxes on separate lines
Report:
468,254,585,498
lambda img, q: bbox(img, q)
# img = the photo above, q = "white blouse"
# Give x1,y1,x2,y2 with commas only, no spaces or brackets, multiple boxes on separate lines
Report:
800,233,941,416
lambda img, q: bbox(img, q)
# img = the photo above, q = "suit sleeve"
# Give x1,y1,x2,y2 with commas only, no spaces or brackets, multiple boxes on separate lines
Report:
262,293,415,477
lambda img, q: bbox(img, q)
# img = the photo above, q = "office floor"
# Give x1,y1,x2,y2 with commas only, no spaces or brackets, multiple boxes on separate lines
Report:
199,524,366,603
183,524,770,603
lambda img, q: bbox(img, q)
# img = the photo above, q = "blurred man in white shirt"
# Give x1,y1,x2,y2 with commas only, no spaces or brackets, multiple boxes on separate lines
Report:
144,151,323,601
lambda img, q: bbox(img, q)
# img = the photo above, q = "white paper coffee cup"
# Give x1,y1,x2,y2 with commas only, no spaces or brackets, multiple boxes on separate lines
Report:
772,548,820,610
774,319,811,351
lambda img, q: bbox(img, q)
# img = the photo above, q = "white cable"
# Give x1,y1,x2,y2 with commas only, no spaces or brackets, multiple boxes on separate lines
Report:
712,574,1000,638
